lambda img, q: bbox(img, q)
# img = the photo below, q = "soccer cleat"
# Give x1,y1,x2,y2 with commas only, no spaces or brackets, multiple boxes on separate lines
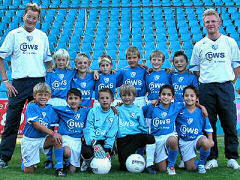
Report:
178,160,185,168
198,164,206,174
55,168,67,177
145,165,157,174
80,159,90,172
44,160,53,169
167,166,176,175
227,159,240,170
0,159,8,168
205,159,218,169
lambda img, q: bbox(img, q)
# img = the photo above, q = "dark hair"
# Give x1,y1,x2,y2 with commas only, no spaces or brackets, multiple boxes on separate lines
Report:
183,85,199,98
173,51,188,63
159,85,175,96
67,88,82,99
99,88,114,99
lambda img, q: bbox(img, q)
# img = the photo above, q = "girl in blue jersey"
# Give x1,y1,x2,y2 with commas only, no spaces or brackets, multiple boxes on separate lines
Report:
71,53,95,107
146,50,171,104
176,85,214,174
52,88,90,173
21,83,66,177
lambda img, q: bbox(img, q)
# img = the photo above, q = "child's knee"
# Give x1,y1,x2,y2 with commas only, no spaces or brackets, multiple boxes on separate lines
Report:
64,146,71,158
167,136,178,149
24,166,34,174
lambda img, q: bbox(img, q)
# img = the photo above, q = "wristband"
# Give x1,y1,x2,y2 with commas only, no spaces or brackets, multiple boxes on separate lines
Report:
2,79,8,83
51,131,57,137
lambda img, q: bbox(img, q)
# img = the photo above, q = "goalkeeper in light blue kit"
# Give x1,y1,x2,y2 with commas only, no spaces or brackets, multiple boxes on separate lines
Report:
176,85,214,174
81,88,119,172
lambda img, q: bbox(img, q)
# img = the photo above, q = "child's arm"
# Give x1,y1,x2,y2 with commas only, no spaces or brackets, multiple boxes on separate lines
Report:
196,103,208,117
206,132,214,147
83,109,96,146
138,109,148,133
104,115,119,150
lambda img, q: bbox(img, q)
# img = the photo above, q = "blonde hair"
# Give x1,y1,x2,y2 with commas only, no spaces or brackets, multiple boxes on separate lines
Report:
126,46,140,59
98,54,112,65
119,84,137,97
25,3,41,17
33,83,51,96
53,49,70,68
203,9,221,22
150,50,165,62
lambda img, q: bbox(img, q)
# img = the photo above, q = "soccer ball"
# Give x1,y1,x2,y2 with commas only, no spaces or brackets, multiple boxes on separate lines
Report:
126,154,146,173
90,157,111,174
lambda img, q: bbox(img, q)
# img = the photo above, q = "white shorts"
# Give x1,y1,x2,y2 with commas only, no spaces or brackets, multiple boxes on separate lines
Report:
47,98,67,106
134,96,147,108
155,133,178,163
62,135,82,167
21,136,49,167
179,135,204,162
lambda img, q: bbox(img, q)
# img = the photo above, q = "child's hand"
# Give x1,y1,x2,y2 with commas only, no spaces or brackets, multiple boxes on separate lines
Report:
47,68,54,72
111,106,119,116
146,68,153,74
110,70,116,74
165,68,175,74
138,64,148,69
236,89,240,94
151,100,158,106
115,102,123,107
52,132,62,145
93,70,100,80
196,103,208,117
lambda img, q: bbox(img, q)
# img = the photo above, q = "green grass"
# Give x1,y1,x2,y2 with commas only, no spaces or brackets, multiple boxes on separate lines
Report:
1,137,240,180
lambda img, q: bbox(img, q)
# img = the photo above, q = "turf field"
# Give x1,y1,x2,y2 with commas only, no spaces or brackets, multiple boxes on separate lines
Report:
0,137,240,180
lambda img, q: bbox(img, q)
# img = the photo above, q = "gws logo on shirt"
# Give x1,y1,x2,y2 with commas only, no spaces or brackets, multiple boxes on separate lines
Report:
125,79,142,86
180,125,198,135
39,118,48,127
131,72,136,78
58,74,65,80
20,42,38,51
119,119,134,127
154,75,160,81
104,78,109,83
67,119,84,129
52,80,67,89
152,117,170,127
98,83,114,90
95,128,106,136
178,77,184,82
187,118,193,125
81,82,87,88
149,82,164,91
205,52,225,61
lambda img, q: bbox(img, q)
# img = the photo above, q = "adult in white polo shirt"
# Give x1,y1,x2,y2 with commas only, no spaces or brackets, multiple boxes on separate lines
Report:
0,3,52,168
190,9,240,170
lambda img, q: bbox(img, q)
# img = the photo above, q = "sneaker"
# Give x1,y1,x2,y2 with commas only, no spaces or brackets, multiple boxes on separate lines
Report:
44,160,53,169
167,166,176,175
198,164,206,174
205,159,218,170
227,159,240,170
0,159,8,168
146,165,157,174
178,160,185,168
55,168,67,177
80,159,90,172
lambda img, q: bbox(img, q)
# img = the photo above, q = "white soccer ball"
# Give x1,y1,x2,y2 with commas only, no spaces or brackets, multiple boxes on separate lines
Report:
90,157,111,174
126,154,146,173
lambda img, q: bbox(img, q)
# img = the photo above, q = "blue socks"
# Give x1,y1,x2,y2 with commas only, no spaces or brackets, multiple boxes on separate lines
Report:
199,148,210,165
46,147,53,161
54,148,64,169
168,148,178,167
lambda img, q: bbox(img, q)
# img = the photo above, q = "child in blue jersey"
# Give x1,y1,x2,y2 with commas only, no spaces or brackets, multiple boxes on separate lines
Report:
52,88,90,173
146,50,171,104
116,84,155,171
94,54,120,106
71,53,95,107
21,83,66,177
171,51,198,103
176,85,214,174
117,46,147,108
143,85,181,175
81,88,118,172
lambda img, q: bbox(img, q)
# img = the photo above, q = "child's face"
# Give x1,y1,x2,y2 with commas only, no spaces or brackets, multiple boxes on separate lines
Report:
173,55,188,73
183,89,198,107
159,88,174,107
98,91,113,111
55,57,68,69
67,93,82,111
34,92,50,107
75,57,90,73
121,93,135,105
151,56,164,70
99,61,112,74
126,53,139,68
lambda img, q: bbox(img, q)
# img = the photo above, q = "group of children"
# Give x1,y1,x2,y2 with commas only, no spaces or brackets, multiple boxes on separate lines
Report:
20,46,214,177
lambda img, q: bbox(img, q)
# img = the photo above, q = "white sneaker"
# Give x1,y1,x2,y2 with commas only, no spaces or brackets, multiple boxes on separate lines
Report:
198,164,206,174
167,166,176,175
227,159,240,170
205,159,218,169
178,160,185,168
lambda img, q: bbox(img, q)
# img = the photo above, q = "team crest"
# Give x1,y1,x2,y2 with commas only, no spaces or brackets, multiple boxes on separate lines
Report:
178,77,184,82
58,74,64,80
131,72,136,78
212,44,218,50
80,82,86,88
74,113,80,119
26,36,33,42
104,78,109,83
161,112,167,117
187,118,193,125
130,112,135,118
154,75,160,80
42,112,46,118
109,117,114,123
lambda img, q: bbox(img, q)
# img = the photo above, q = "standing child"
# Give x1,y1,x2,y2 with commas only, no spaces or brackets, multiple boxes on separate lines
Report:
81,88,119,172
176,85,214,174
146,50,171,104
21,83,66,177
116,84,155,171
53,88,90,173
71,53,95,107
171,51,198,103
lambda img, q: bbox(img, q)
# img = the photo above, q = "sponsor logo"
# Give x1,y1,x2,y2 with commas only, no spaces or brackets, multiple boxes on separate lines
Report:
20,42,38,51
205,52,225,61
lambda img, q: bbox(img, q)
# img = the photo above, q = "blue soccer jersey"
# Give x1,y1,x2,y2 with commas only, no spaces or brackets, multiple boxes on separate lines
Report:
171,72,199,102
146,70,171,100
142,102,184,136
83,106,119,149
53,105,90,138
46,68,75,99
71,72,95,107
23,103,59,138
176,107,213,141
94,72,120,100
117,66,146,97
117,104,148,138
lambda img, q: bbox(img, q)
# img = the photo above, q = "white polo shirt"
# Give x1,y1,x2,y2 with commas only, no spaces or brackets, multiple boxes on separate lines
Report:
190,35,240,83
0,27,52,79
